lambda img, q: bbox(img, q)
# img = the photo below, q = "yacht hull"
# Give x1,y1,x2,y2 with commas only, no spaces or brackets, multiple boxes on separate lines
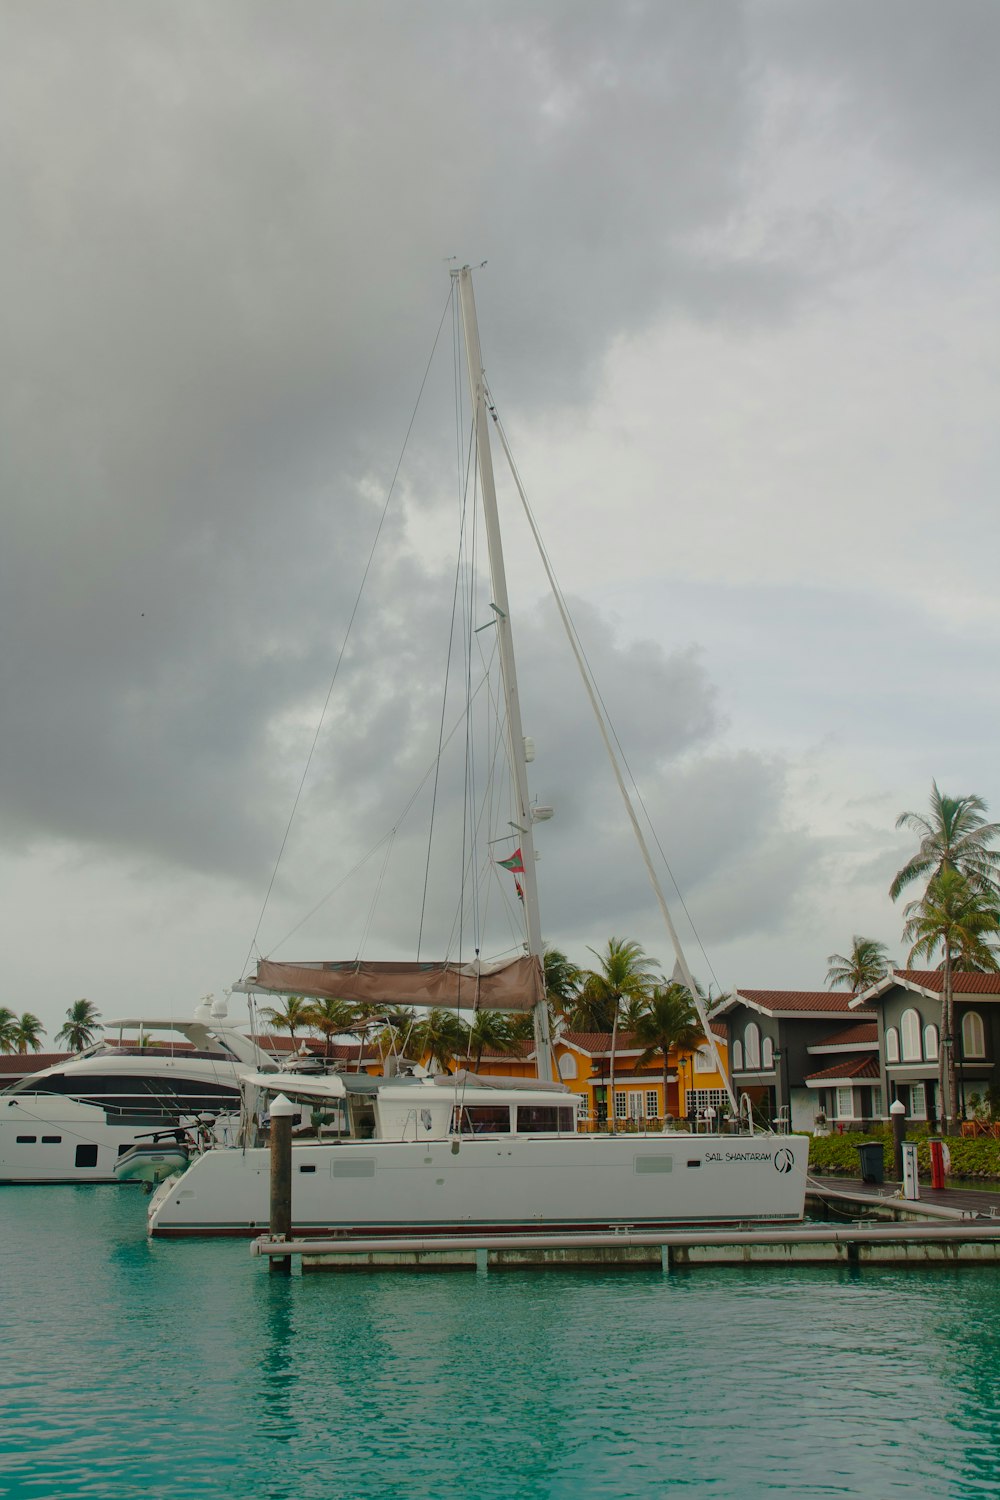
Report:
148,1132,806,1238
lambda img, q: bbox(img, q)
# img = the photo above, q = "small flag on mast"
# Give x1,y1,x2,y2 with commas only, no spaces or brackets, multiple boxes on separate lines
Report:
497,848,525,873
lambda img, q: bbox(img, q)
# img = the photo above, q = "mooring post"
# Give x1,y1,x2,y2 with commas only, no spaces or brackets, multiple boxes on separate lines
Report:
890,1099,906,1182
269,1092,299,1276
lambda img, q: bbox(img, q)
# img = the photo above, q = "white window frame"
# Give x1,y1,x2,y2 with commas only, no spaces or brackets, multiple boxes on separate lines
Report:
732,1039,744,1072
910,1081,927,1120
870,1087,883,1118
628,1092,644,1120
900,1009,922,1062
689,1088,729,1115
744,1022,761,1070
614,1090,628,1120
694,1046,714,1074
645,1090,659,1119
761,1035,774,1069
923,1024,939,1062
835,1087,854,1120
885,1027,900,1064
962,1011,986,1059
558,1052,578,1080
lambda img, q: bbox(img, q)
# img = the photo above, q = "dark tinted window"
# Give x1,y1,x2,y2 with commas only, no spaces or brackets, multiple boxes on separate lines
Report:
516,1105,575,1133
453,1104,511,1135
42,1135,62,1144
75,1144,99,1168
16,1135,37,1144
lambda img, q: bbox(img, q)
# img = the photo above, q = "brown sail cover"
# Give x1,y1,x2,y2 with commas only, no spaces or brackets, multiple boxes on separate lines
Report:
250,955,544,1012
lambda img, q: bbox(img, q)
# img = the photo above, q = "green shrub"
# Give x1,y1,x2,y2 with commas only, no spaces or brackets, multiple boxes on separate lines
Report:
806,1127,1000,1180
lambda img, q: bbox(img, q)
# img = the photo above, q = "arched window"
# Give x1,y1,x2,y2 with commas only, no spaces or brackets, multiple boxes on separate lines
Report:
762,1036,774,1069
732,1039,744,1072
557,1052,578,1081
962,1011,986,1059
744,1023,761,1070
900,1009,922,1062
923,1024,939,1062
885,1028,900,1064
694,1046,713,1074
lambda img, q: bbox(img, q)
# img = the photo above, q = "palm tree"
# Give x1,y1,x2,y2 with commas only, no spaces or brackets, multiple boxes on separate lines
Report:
632,984,705,1122
578,938,658,1132
55,999,102,1052
303,998,360,1058
891,782,1000,903
260,994,313,1048
543,948,581,1017
11,1013,45,1054
371,1006,419,1068
410,1009,469,1075
825,938,892,993
465,1010,516,1071
0,1007,17,1055
902,868,1000,1129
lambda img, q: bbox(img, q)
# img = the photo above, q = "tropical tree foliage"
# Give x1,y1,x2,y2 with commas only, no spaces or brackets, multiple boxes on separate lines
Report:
543,948,581,1016
10,1013,45,1055
632,984,705,1119
465,1010,517,1071
902,868,1000,1128
891,783,1000,903
303,998,361,1058
260,994,313,1045
410,1008,470,1074
576,938,658,1131
825,937,892,993
55,999,102,1052
0,1007,17,1055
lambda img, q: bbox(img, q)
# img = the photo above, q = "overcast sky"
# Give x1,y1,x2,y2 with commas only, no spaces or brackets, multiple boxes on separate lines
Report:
3,2,998,1040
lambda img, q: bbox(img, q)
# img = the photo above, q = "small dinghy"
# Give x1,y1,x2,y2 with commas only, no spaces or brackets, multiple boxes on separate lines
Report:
114,1129,194,1188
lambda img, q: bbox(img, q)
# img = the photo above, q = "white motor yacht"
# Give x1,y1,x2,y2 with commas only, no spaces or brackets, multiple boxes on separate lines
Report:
0,997,272,1184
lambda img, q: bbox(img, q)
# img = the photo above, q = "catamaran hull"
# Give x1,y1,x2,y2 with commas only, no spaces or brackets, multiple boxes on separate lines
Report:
147,1133,806,1238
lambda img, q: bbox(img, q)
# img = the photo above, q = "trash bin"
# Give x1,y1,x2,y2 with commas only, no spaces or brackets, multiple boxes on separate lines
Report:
856,1141,884,1185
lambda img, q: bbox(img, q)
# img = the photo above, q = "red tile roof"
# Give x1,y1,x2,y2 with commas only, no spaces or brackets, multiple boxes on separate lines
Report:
0,1052,71,1076
806,1056,881,1082
894,970,1000,995
812,1023,878,1049
733,990,875,1016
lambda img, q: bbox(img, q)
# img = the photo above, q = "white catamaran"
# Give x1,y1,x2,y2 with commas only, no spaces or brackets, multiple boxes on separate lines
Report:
147,267,806,1239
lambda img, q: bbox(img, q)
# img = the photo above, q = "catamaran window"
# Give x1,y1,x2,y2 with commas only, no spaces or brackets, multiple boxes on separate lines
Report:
732,1040,744,1072
900,1009,922,1062
75,1144,98,1168
42,1136,62,1144
885,1028,900,1064
453,1104,511,1135
923,1024,939,1062
962,1011,986,1059
744,1024,761,1070
645,1091,659,1119
16,1135,37,1144
614,1091,627,1120
761,1037,774,1070
516,1105,576,1133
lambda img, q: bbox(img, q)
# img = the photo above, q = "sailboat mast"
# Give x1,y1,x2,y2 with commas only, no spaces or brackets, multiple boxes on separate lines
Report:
455,267,553,1082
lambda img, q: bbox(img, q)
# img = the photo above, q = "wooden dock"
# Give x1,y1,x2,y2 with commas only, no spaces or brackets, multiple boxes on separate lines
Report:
251,1217,1000,1273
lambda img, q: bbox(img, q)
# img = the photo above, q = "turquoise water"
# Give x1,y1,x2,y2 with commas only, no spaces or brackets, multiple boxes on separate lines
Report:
2,1188,999,1499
